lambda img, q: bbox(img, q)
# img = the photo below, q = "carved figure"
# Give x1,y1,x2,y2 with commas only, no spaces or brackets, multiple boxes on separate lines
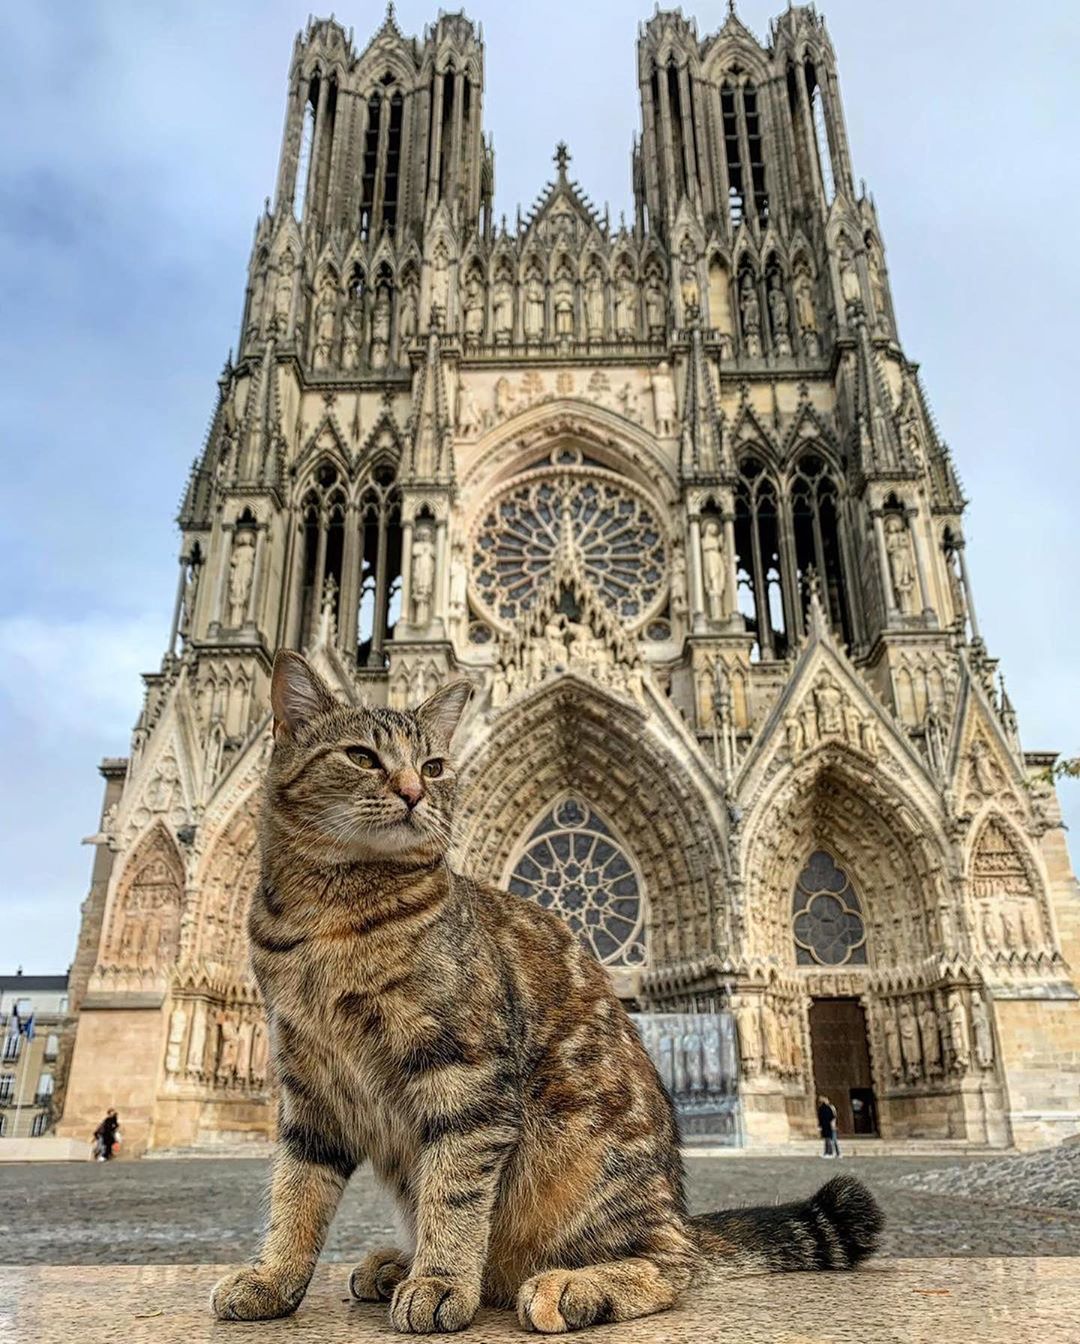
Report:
838,240,861,306
398,279,418,345
165,1004,187,1074
584,267,604,337
946,546,966,626
272,258,293,329
968,738,1000,797
430,247,450,320
250,1021,268,1086
216,1014,239,1082
794,261,818,345
970,992,993,1069
524,276,545,338
370,285,391,368
186,1001,207,1075
492,278,512,340
882,1003,902,1081
645,272,665,332
342,296,363,370
463,273,485,339
615,272,637,338
701,519,726,622
678,237,699,311
867,245,889,331
898,998,922,1083
884,513,918,615
735,1001,760,1075
410,527,436,626
815,677,844,737
946,990,970,1073
494,376,515,421
918,997,942,1076
669,544,688,621
739,273,761,356
768,273,791,355
313,289,336,369
650,361,677,436
553,281,574,338
227,530,256,627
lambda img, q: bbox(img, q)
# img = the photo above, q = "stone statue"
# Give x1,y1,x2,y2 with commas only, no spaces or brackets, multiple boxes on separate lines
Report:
165,1004,187,1074
763,1003,783,1073
186,1001,207,1075
918,997,942,1076
216,1013,239,1082
882,1003,902,1081
179,557,200,640
492,278,512,340
898,998,921,1083
410,527,436,626
815,677,844,737
584,268,604,337
968,738,999,796
463,273,485,339
490,664,508,710
227,530,256,627
456,380,482,436
494,375,515,421
701,519,726,622
553,281,574,337
524,276,545,338
785,716,805,756
735,1001,760,1075
678,236,699,311
970,992,993,1069
946,547,966,626
272,258,293,329
768,273,792,355
448,540,468,636
739,273,761,356
670,544,688,622
342,295,363,370
650,361,677,436
1000,905,1020,951
794,261,818,354
838,241,861,306
430,247,450,319
884,513,917,615
250,1020,268,1086
398,280,418,345
946,990,970,1073
867,245,889,331
981,904,997,951
644,272,665,332
370,285,391,369
313,289,336,369
236,1020,254,1083
615,272,637,337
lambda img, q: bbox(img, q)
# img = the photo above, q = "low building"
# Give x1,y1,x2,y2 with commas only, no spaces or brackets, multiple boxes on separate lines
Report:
0,973,71,1140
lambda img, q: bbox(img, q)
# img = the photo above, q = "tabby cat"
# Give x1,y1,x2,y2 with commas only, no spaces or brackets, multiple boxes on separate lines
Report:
211,650,883,1334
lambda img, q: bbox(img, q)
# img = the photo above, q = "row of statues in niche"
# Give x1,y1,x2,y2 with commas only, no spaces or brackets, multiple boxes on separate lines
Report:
462,261,668,345
487,612,645,709
879,989,994,1085
734,997,805,1079
164,1000,269,1090
311,268,418,371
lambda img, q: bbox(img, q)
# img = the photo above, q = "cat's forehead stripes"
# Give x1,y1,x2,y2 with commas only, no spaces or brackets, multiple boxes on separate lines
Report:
327,705,440,760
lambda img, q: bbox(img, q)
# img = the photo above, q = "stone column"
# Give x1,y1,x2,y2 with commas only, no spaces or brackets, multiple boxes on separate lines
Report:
449,71,465,208
871,509,896,619
287,520,307,649
370,508,390,664
399,515,414,629
339,503,361,653
906,506,935,623
677,64,698,199
722,513,738,623
303,74,330,223
427,74,446,206
687,510,706,633
435,514,449,625
955,539,981,641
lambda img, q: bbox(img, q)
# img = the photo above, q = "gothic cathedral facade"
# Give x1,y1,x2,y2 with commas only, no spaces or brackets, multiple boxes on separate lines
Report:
60,5,1080,1153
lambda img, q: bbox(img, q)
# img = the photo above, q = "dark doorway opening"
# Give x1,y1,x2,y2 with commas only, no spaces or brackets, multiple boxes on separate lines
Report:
809,997,878,1137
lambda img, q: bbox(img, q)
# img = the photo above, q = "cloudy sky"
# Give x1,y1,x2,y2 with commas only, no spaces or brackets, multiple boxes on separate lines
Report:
1,1,1077,973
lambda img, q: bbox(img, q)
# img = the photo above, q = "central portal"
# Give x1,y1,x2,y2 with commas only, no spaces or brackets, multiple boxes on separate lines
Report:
809,997,878,1137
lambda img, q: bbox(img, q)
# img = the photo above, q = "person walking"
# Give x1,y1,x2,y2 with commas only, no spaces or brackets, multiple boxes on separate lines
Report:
93,1109,121,1161
817,1095,841,1158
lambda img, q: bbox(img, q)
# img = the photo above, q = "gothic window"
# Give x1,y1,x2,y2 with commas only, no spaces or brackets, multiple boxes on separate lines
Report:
383,92,404,236
790,453,851,644
471,469,667,629
359,92,381,240
720,83,743,225
298,461,347,648
792,850,867,967
508,797,645,967
805,62,835,202
107,826,184,971
437,68,455,200
293,87,316,218
720,80,768,228
667,63,688,199
357,463,402,666
734,454,788,660
743,84,768,223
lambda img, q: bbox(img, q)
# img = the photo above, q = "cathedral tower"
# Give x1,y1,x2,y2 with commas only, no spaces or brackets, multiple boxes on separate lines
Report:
59,5,1080,1154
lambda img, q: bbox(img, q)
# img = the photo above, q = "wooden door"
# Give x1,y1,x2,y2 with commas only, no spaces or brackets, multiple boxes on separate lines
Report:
809,997,877,1137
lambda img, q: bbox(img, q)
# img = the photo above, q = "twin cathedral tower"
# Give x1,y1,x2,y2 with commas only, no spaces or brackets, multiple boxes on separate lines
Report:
58,4,1079,1152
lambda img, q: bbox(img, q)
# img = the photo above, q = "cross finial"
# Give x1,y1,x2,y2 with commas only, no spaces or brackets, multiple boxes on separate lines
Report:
554,142,571,178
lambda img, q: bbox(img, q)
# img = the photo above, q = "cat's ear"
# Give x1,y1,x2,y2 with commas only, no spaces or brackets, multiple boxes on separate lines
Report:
271,650,337,739
416,679,473,747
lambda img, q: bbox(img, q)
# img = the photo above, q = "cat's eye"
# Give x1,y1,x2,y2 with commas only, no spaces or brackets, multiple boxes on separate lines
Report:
345,746,381,770
421,759,444,779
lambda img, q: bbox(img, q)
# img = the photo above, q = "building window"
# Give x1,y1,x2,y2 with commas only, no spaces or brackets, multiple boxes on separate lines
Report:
789,452,851,643
44,1034,59,1062
35,1073,54,1106
508,797,646,967
734,454,788,660
793,850,867,967
0,1073,14,1103
293,87,317,219
31,1112,49,1137
2,1036,19,1064
0,1114,5,1136
805,62,835,203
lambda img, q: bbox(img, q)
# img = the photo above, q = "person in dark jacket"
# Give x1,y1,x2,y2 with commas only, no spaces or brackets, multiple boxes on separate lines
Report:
817,1095,840,1158
93,1109,120,1161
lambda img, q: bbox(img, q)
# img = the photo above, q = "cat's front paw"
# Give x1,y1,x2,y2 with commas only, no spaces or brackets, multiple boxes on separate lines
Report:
389,1274,479,1334
210,1266,300,1321
349,1246,412,1301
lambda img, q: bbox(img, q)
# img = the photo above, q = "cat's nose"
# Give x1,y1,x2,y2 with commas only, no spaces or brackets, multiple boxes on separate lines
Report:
391,770,424,810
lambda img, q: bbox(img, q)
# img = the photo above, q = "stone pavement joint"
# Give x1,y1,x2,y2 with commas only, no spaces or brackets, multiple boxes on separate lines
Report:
2,1260,1078,1344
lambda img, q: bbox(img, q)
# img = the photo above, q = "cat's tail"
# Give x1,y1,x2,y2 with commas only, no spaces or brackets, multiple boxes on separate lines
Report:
690,1174,884,1273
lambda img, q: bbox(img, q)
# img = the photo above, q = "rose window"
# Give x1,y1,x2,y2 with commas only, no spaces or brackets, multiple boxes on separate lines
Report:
471,471,667,629
792,850,867,967
508,797,645,966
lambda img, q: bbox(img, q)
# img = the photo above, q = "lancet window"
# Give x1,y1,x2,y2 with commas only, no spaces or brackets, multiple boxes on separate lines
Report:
793,850,867,967
359,76,405,241
508,797,645,967
297,461,347,648
293,92,316,219
720,79,769,228
806,62,835,203
357,464,402,666
734,455,788,660
790,453,851,643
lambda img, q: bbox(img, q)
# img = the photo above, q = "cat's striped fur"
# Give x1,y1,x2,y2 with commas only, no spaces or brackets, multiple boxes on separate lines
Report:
211,650,883,1334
